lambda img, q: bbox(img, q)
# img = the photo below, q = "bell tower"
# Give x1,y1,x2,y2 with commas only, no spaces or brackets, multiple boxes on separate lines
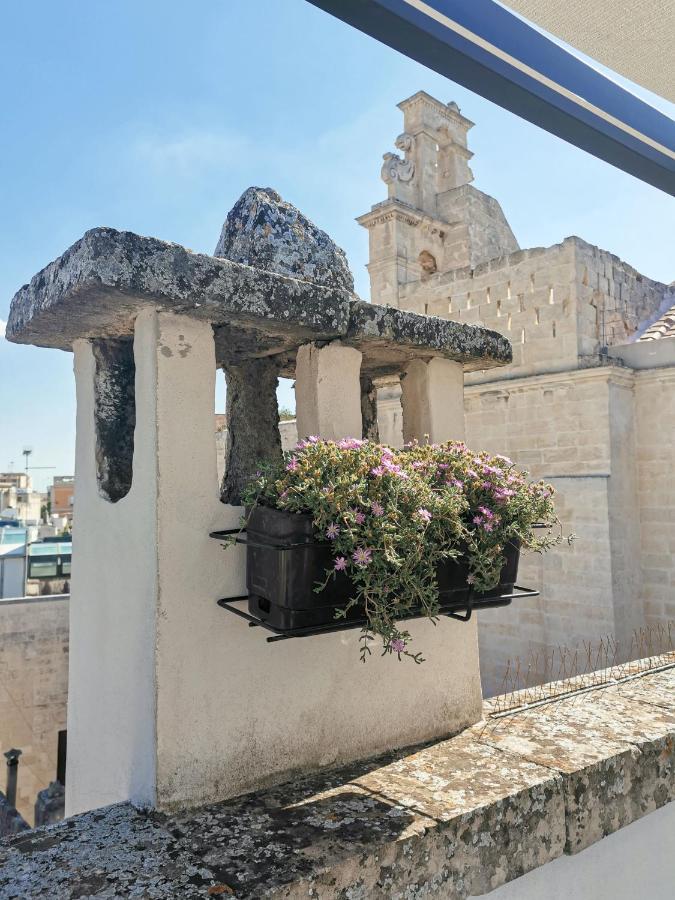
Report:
358,91,519,307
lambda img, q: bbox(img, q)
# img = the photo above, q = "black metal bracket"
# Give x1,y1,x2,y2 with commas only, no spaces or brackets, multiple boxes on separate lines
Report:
216,586,539,643
210,528,317,551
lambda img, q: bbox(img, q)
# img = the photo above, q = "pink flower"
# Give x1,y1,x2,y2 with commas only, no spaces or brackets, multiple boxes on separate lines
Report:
473,515,483,525
389,638,406,653
467,574,476,585
286,457,299,472
467,469,478,479
478,506,494,519
308,435,320,444
355,512,366,525
371,501,385,517
370,466,385,477
337,438,365,450
352,547,373,567
326,523,340,540
417,508,432,523
279,489,289,500
482,522,494,532
495,454,513,465
334,556,347,572
411,461,425,469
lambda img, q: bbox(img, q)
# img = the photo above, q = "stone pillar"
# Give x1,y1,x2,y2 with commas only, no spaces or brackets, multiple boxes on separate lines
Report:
221,358,282,504
67,308,246,816
295,341,363,439
360,375,380,442
401,357,465,444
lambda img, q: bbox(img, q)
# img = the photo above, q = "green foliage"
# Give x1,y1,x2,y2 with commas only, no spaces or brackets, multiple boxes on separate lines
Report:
278,407,295,422
242,437,561,662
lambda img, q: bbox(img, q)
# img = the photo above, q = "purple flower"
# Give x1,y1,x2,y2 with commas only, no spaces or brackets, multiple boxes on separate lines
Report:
389,638,407,653
279,489,289,500
337,438,365,450
411,460,425,469
478,506,494,520
495,454,513,465
467,574,476,585
473,515,483,525
370,466,386,477
295,440,309,449
371,501,385,517
482,522,494,532
355,511,366,525
334,556,347,572
308,435,320,444
352,547,373,567
451,479,463,489
326,523,340,540
286,457,299,472
467,469,478,479
417,508,432,523
482,465,501,476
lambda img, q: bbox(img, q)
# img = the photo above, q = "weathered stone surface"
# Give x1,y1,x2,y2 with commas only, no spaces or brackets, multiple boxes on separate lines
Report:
5,227,351,353
221,358,283,504
482,681,675,853
214,187,354,293
2,667,672,898
92,338,135,503
6,202,514,378
0,803,214,899
346,300,512,375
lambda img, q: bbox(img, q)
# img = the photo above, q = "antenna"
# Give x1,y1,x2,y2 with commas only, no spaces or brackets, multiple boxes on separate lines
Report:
22,447,33,472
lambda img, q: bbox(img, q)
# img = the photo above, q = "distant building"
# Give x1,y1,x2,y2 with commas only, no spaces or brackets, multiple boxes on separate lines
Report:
49,476,74,521
0,473,42,525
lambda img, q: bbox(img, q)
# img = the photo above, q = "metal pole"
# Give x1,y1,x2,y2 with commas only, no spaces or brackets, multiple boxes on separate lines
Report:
4,748,22,808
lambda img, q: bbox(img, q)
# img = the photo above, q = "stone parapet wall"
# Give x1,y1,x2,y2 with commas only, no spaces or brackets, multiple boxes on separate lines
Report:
2,663,672,898
0,596,68,825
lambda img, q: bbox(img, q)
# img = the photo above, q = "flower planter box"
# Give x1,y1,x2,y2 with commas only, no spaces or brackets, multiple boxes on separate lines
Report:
245,506,520,633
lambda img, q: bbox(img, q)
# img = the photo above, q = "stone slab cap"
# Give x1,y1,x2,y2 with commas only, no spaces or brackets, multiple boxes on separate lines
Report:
6,186,511,372
5,227,351,356
2,665,672,898
346,299,512,376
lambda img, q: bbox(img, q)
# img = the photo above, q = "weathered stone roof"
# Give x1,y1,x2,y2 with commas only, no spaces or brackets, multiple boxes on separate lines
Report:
5,227,511,375
637,300,675,342
1,662,673,898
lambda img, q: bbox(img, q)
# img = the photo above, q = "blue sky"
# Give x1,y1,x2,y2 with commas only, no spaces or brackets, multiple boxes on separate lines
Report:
1,0,673,491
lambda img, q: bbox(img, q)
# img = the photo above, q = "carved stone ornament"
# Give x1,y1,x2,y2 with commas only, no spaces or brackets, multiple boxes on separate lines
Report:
380,132,415,184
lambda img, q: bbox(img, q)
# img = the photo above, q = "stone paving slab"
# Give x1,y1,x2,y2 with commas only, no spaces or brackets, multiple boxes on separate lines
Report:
1,668,673,899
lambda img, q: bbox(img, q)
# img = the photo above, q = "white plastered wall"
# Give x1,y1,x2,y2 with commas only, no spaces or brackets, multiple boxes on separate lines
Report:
68,310,483,815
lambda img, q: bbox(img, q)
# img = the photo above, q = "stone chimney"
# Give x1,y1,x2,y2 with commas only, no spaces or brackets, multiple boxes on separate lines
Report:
6,190,511,816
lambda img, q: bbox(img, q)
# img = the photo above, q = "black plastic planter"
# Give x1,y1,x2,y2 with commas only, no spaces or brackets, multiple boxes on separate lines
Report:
243,506,521,633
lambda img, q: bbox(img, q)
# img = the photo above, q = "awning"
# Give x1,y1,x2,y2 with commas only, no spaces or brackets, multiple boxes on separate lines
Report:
307,0,675,195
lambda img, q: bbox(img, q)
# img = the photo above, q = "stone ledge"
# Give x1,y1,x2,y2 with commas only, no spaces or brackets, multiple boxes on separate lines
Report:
1,665,672,899
5,228,511,374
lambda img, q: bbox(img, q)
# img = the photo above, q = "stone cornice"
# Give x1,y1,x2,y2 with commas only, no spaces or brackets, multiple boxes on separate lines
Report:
397,90,475,131
356,199,459,233
465,363,638,394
